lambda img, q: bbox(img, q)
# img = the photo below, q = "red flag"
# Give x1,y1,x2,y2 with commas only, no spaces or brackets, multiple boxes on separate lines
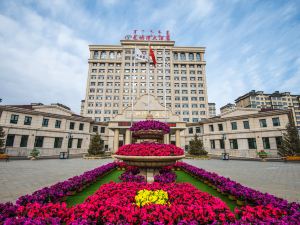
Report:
149,46,157,66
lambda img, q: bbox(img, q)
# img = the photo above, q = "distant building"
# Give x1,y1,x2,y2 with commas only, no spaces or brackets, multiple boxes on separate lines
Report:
0,103,92,158
220,103,236,114
235,90,300,129
208,103,216,117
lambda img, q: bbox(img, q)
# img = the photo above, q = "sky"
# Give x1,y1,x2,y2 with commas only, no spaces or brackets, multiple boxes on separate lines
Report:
0,0,300,114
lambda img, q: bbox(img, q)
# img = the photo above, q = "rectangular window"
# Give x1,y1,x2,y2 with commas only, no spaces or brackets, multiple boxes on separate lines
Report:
229,139,238,149
243,121,250,129
231,122,237,130
77,139,82,149
54,137,63,148
209,125,214,132
20,135,29,147
262,137,270,149
196,127,201,133
188,128,193,134
272,117,280,126
68,138,73,148
55,120,61,128
93,126,98,132
34,136,44,148
10,114,19,124
24,116,32,125
100,127,105,133
219,139,225,149
42,118,49,127
275,136,282,149
5,134,15,147
210,140,215,149
69,122,75,130
218,124,223,131
79,123,84,131
247,138,257,149
259,119,267,127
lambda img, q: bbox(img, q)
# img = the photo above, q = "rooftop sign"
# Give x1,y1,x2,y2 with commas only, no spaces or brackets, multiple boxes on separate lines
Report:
124,30,171,41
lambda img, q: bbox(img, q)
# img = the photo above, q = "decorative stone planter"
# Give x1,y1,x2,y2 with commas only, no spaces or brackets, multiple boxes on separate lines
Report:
132,129,164,140
113,154,185,182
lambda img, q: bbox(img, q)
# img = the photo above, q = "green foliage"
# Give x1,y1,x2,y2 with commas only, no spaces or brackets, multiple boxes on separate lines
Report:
257,150,268,158
30,148,40,158
0,126,5,150
278,122,300,157
188,134,207,156
88,132,104,155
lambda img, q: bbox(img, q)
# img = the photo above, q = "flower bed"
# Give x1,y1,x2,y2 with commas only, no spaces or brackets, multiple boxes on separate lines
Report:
154,168,177,183
176,162,300,224
130,120,170,134
119,166,146,183
116,143,184,156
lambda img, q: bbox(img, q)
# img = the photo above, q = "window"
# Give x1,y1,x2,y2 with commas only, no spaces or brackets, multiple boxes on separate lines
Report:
10,114,19,124
262,137,270,149
219,139,225,149
259,119,267,127
209,125,214,132
42,118,49,127
272,117,280,126
231,122,237,130
100,127,105,133
188,128,193,134
93,126,98,132
24,116,32,125
243,121,250,129
229,139,238,149
77,139,82,149
79,123,84,131
196,127,201,133
69,122,75,130
34,136,44,148
247,138,257,149
54,137,63,148
210,140,215,149
20,135,29,147
218,124,223,131
55,120,61,128
275,136,282,149
5,134,15,147
68,138,73,148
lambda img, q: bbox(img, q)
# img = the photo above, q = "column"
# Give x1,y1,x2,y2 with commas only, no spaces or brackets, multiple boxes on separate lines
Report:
125,129,131,145
175,129,181,147
164,134,170,144
113,129,119,153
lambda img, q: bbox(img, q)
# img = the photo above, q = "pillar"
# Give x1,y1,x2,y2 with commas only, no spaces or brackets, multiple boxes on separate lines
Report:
175,129,181,147
125,129,131,145
113,129,119,152
164,134,170,144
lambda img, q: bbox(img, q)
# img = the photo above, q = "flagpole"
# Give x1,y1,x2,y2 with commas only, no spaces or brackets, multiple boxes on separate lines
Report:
163,47,167,122
130,48,133,126
147,42,150,114
131,45,136,126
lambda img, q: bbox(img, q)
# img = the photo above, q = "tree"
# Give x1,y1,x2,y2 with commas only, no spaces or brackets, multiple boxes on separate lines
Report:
88,132,104,155
188,134,207,156
0,126,5,153
278,122,300,157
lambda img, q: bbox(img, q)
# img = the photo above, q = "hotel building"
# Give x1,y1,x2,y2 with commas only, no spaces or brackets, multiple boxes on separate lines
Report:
81,33,209,123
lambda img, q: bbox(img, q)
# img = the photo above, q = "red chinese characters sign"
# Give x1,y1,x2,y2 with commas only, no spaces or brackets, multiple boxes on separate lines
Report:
125,30,171,41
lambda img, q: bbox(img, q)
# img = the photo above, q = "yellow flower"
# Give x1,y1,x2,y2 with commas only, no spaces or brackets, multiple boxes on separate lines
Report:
134,189,169,207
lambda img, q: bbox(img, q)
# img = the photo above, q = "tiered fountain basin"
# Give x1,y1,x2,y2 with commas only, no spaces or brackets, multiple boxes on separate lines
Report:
113,154,185,168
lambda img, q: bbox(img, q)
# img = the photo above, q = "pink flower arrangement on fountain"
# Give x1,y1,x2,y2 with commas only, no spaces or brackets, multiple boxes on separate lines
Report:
130,120,170,134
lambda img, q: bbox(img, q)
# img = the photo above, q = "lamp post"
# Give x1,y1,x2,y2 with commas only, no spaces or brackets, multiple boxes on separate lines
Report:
66,132,73,159
222,133,229,160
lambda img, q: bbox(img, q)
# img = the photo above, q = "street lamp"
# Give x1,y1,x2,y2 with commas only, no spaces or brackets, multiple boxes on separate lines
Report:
66,132,73,159
222,133,229,160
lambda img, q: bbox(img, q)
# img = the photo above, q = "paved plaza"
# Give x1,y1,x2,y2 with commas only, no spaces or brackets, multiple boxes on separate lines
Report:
0,158,299,203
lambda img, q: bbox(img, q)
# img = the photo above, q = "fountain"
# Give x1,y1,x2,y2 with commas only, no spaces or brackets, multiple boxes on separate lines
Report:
113,117,185,182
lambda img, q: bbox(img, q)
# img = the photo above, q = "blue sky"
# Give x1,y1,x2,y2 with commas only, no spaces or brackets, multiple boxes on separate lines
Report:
0,0,299,113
